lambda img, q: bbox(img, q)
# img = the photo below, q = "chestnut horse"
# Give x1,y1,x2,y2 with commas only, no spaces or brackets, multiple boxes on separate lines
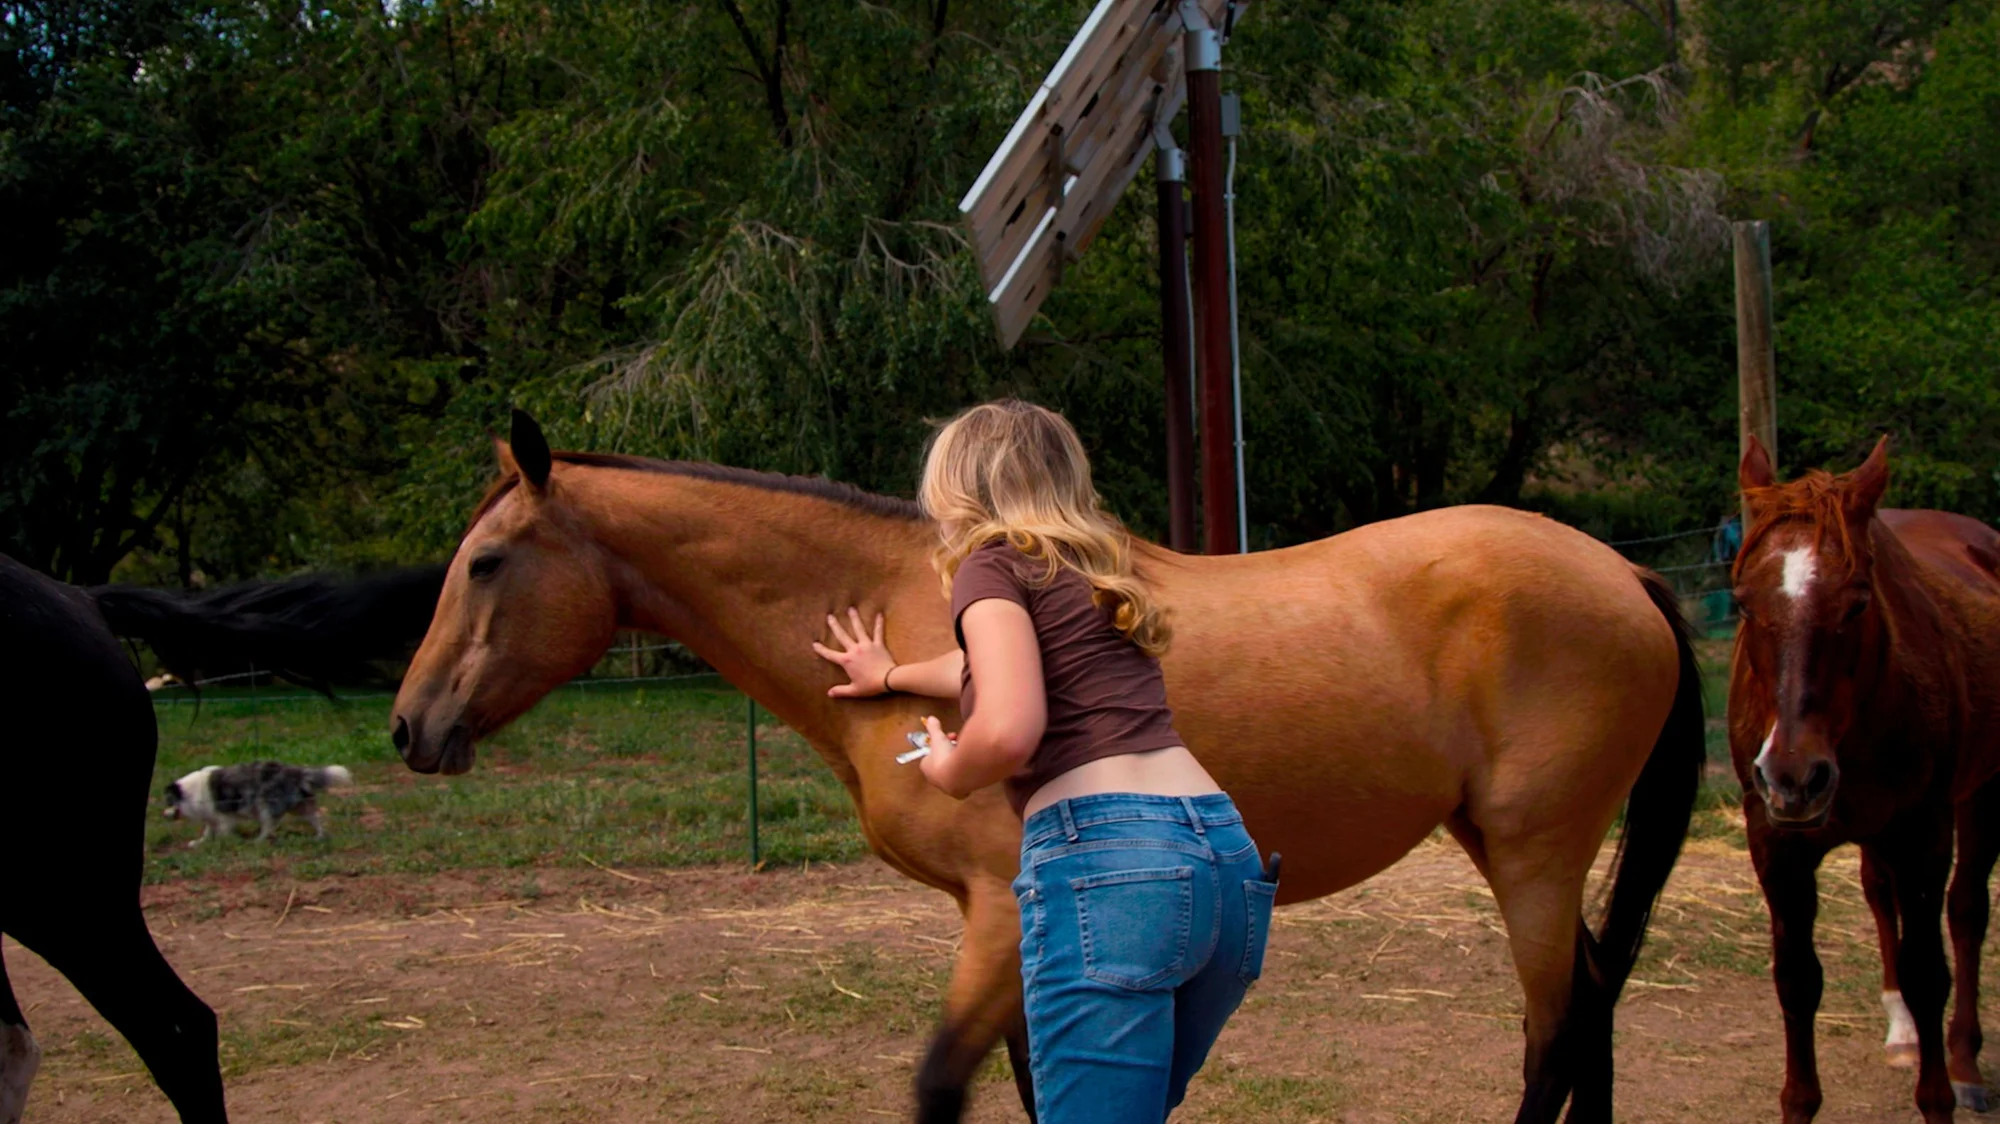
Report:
393,412,1705,1124
1730,436,2000,1123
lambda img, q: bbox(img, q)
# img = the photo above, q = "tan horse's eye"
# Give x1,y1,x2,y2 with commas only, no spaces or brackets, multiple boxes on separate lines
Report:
469,554,504,581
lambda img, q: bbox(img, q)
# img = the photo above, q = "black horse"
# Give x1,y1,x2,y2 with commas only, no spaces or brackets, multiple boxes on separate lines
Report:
0,555,443,1122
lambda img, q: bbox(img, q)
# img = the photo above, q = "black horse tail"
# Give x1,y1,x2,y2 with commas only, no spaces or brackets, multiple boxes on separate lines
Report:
89,565,447,693
1563,567,1707,1121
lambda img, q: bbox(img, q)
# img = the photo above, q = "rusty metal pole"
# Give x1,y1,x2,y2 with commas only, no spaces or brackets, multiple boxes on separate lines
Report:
1734,219,1777,525
1157,136,1197,552
1183,5,1237,554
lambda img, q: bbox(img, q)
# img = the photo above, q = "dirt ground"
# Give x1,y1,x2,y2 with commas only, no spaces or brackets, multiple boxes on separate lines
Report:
11,835,1991,1123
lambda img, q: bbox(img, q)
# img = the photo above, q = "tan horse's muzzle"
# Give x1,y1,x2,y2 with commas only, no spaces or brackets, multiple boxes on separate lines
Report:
391,710,478,775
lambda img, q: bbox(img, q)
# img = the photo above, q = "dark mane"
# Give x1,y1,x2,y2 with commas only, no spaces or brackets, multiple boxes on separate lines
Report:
464,451,925,538
1736,469,1862,581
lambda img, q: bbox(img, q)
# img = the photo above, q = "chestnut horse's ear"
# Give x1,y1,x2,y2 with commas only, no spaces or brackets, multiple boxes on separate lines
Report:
1844,434,1891,519
509,409,553,491
1739,435,1777,494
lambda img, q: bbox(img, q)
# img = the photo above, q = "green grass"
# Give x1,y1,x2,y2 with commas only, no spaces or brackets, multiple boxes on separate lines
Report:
145,680,864,883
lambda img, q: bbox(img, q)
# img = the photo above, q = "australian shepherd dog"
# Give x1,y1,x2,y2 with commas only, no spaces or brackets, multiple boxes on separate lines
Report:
163,762,352,847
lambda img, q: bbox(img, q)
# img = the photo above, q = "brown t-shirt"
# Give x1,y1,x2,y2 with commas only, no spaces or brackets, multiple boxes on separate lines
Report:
949,540,1184,815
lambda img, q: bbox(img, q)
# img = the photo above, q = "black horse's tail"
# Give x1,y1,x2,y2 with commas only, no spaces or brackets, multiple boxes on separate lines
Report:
89,565,447,693
1563,568,1707,1121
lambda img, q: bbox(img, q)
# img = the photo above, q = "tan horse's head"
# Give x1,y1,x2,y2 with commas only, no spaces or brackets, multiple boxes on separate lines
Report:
391,411,618,774
1733,435,1891,828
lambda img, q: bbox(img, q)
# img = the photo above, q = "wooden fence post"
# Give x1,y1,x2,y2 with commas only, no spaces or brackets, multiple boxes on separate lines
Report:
1735,219,1777,521
746,697,760,869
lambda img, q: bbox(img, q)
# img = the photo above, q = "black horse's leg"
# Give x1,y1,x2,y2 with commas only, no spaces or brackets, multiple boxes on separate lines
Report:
0,942,40,1124
14,911,226,1123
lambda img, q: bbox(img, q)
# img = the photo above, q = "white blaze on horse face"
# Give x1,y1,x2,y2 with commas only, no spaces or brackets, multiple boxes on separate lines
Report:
1755,723,1776,771
1781,548,1818,601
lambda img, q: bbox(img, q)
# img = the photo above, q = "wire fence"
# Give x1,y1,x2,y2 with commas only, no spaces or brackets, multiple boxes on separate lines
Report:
1596,521,1739,636
146,636,719,704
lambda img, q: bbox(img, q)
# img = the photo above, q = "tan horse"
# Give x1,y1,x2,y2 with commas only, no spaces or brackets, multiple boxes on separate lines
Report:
392,412,1705,1124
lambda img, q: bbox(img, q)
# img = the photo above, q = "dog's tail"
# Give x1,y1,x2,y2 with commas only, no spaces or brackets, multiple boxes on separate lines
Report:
314,765,354,790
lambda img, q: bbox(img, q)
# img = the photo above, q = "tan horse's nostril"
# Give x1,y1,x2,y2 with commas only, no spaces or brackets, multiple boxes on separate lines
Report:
392,716,411,756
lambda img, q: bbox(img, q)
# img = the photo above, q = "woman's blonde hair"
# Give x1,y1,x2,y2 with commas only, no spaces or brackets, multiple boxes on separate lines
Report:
919,399,1170,657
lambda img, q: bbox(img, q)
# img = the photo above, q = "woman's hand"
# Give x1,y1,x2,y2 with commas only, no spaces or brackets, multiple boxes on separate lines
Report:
916,715,959,788
812,607,896,698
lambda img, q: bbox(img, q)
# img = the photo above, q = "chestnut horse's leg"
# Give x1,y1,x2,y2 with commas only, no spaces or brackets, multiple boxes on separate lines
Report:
914,878,1029,1124
1882,826,1959,1124
1752,822,1830,1124
1947,781,2000,1111
1861,849,1916,1068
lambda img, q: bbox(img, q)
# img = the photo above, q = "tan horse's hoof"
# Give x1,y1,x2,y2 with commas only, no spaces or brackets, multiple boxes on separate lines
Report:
1886,1043,1920,1069
1955,1081,1994,1113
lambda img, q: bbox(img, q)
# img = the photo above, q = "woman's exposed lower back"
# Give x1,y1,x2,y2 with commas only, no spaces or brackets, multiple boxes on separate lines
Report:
1023,746,1222,820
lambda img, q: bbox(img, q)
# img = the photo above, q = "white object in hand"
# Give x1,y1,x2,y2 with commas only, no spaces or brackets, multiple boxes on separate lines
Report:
896,732,932,765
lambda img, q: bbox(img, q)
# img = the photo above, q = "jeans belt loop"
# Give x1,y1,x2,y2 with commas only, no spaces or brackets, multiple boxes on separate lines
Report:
1181,795,1205,835
1060,801,1079,843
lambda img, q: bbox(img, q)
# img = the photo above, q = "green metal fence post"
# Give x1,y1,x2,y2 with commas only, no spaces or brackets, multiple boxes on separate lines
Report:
746,695,760,868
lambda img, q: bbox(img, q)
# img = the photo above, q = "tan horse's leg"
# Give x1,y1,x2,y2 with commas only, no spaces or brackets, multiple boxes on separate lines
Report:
1947,781,2000,1111
1457,814,1593,1124
915,876,1030,1124
1862,849,1917,1068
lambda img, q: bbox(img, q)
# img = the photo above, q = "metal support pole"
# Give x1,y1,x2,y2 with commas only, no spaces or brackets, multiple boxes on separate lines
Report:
746,696,760,868
1734,219,1777,524
1182,4,1238,555
1221,91,1246,553
1156,136,1197,552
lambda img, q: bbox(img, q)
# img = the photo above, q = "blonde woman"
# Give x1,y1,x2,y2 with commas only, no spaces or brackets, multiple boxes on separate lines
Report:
813,399,1277,1122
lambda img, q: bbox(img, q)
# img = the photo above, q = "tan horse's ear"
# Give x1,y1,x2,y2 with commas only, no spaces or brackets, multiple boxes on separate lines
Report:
1844,434,1891,519
494,435,522,479
508,409,553,491
1739,435,1777,494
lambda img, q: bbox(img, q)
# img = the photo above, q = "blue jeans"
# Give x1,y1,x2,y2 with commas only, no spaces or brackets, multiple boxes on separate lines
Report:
1013,793,1276,1123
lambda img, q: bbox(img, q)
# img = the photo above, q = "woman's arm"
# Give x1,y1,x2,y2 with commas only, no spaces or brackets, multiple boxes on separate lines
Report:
812,607,963,699
919,598,1045,799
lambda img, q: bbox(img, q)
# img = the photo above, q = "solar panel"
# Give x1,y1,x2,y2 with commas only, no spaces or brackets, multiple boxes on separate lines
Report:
960,0,1242,348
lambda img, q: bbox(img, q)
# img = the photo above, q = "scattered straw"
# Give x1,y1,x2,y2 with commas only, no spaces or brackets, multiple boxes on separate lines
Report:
581,854,654,885
273,887,298,930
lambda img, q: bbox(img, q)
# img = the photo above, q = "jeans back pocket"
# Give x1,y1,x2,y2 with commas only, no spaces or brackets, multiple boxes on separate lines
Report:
1071,866,1195,990
1239,879,1278,986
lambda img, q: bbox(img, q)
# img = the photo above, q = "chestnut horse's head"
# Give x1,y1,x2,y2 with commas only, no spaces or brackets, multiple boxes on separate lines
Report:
1733,435,1891,828
391,411,618,773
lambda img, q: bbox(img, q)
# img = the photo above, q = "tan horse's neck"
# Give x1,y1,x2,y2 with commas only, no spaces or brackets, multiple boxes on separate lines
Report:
557,462,947,787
